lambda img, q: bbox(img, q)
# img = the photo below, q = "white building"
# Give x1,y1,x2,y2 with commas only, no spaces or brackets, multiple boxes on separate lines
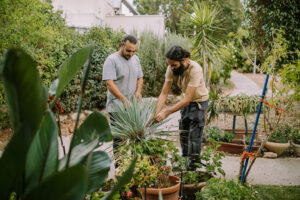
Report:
51,0,165,37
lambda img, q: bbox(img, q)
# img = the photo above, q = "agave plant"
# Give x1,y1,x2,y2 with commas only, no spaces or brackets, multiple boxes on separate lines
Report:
110,97,173,157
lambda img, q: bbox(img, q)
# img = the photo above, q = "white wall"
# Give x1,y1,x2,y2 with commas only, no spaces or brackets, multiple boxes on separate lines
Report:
105,15,165,37
51,0,165,37
52,0,114,28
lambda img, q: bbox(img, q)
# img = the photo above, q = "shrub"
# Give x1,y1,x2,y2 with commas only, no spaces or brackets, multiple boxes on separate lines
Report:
0,0,82,124
204,126,233,143
196,178,257,200
137,31,166,97
59,27,123,112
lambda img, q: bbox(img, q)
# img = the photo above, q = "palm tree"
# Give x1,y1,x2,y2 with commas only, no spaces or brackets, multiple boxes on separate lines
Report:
185,2,225,85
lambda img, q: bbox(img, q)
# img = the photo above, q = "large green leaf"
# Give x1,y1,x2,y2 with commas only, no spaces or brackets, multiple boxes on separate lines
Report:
25,111,59,193
0,48,47,199
73,111,112,147
59,139,99,170
1,48,47,133
54,46,93,101
103,157,137,200
85,151,111,194
0,124,31,199
24,165,87,200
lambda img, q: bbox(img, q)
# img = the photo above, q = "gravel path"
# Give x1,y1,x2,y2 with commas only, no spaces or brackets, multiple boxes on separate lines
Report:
230,70,262,96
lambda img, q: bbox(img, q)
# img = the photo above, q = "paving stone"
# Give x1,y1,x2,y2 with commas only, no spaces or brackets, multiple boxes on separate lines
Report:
263,152,278,158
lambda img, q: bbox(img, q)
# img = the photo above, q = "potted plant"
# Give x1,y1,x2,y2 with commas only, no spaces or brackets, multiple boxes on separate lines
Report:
111,97,181,200
217,94,260,117
204,126,260,154
173,140,225,199
265,125,291,156
291,128,300,156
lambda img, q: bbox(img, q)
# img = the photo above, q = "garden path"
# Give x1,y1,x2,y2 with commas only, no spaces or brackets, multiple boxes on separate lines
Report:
230,70,262,96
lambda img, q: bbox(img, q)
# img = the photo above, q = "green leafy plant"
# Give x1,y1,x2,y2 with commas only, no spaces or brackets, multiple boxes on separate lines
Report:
117,155,158,190
268,125,292,143
0,47,136,199
217,94,260,117
205,126,223,142
195,178,257,200
200,140,225,177
291,129,300,145
173,139,225,185
204,126,232,143
280,54,300,101
206,85,221,124
223,132,234,143
183,171,199,185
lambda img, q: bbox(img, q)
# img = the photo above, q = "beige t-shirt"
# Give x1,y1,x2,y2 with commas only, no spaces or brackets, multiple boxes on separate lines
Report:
165,60,209,102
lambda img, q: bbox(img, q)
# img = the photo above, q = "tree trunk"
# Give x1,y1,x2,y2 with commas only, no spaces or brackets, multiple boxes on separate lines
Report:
202,49,208,85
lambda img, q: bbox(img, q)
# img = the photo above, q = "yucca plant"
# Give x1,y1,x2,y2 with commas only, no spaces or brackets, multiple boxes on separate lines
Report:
110,97,173,157
184,2,225,85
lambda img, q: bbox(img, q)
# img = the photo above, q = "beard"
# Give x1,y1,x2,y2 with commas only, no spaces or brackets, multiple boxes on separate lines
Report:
172,63,185,76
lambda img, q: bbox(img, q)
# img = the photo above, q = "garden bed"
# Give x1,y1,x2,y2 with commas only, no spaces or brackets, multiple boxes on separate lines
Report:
216,140,261,154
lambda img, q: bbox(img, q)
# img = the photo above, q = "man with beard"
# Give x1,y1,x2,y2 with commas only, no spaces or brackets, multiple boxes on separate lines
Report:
155,45,209,170
102,34,143,163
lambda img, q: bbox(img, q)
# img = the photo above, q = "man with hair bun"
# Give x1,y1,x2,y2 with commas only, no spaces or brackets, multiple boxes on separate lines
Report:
155,45,209,170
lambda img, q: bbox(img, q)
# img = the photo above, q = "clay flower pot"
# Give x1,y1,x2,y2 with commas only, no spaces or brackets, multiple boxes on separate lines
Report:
138,176,180,200
183,182,206,196
265,141,290,156
210,140,261,154
291,141,300,156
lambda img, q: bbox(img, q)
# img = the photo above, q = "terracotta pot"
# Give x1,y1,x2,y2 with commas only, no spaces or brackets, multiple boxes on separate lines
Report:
291,141,300,156
211,140,261,154
265,141,290,156
183,182,206,196
138,176,180,200
224,129,258,140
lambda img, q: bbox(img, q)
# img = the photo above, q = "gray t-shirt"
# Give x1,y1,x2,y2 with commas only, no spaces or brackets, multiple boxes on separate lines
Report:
102,52,143,112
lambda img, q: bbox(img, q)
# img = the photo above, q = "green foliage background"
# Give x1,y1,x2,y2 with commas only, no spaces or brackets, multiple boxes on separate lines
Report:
246,0,300,63
0,0,192,127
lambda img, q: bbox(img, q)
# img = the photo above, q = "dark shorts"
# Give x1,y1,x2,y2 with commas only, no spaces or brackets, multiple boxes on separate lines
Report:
179,100,208,157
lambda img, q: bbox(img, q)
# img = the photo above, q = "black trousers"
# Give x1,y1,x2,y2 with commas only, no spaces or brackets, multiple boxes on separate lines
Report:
179,100,208,159
108,113,121,153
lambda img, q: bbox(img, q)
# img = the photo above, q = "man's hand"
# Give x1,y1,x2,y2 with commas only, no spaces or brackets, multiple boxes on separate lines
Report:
121,97,130,107
155,111,168,122
134,91,142,100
